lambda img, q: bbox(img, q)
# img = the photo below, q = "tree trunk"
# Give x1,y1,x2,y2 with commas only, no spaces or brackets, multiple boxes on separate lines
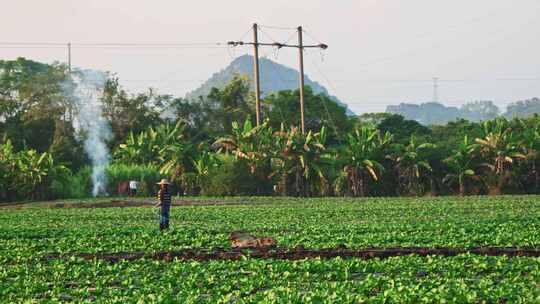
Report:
281,175,288,196
410,169,417,196
497,171,505,195
488,186,501,196
349,169,360,197
359,171,365,197
534,163,539,194
429,178,437,196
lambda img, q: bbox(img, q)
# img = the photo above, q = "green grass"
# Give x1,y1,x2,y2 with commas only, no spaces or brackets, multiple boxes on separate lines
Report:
1,196,540,302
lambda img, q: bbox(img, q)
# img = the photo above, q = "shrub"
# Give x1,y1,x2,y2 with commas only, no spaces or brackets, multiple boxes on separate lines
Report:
200,156,260,196
105,163,163,196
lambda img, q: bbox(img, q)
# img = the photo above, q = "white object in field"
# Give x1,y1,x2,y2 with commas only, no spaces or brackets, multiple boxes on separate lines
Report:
129,181,138,189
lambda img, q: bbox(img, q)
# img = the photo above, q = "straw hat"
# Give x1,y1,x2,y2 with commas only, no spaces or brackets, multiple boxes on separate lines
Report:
156,179,171,185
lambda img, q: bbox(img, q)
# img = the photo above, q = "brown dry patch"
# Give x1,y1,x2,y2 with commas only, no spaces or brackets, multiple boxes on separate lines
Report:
44,247,540,263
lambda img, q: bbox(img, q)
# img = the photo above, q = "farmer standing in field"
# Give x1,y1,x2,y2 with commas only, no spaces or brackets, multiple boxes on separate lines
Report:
155,179,171,231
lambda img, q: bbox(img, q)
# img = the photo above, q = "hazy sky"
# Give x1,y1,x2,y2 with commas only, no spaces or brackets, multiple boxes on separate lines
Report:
2,0,539,113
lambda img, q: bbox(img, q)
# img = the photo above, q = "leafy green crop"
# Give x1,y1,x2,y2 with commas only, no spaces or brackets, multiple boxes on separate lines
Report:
1,196,540,302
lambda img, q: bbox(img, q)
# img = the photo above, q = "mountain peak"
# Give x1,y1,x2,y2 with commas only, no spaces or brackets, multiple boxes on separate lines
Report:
186,55,354,115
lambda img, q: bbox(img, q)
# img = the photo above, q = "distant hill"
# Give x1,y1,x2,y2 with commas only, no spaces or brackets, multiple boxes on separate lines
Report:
386,98,540,125
186,54,354,115
386,102,461,125
504,97,540,119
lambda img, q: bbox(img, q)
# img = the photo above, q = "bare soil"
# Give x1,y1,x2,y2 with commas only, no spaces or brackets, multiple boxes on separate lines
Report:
0,198,254,209
44,246,540,263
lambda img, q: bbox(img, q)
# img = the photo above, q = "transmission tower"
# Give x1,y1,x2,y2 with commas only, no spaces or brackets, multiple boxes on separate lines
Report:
433,77,439,103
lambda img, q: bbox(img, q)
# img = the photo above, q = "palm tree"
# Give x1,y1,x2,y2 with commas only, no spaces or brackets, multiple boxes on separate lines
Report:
391,135,435,196
475,119,525,194
443,135,480,195
336,126,392,197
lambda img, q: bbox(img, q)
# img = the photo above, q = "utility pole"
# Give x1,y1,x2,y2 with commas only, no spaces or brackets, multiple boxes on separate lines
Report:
297,26,306,134
229,25,328,134
67,42,72,73
252,24,262,126
277,27,327,134
229,26,280,127
66,42,73,122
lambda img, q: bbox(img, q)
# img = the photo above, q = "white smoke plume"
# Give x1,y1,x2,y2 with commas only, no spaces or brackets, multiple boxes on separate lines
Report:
65,70,112,196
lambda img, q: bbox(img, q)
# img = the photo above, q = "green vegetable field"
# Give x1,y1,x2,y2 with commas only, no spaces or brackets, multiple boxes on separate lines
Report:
2,196,540,303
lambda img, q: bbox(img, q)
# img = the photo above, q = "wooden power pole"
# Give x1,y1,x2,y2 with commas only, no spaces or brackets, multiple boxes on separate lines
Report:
297,26,306,134
252,24,262,126
229,25,328,133
280,27,327,134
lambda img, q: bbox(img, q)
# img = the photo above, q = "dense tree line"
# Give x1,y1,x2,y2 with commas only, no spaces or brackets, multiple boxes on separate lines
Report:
1,58,540,202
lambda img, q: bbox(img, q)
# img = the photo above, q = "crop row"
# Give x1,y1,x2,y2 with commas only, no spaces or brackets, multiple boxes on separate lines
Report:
2,196,540,302
2,255,540,303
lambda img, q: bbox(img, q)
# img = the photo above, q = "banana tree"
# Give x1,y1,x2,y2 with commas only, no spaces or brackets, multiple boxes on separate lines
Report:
443,135,481,195
114,129,158,165
181,150,220,195
1,141,69,201
391,135,435,196
213,119,274,194
475,119,525,194
517,118,540,193
115,121,195,183
115,121,187,166
0,140,17,200
271,125,329,197
335,126,392,197
159,138,196,184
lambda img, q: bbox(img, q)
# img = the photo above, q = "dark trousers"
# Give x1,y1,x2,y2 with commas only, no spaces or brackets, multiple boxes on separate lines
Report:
159,209,170,230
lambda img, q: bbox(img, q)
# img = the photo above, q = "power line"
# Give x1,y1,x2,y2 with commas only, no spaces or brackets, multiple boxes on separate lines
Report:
301,29,324,45
71,46,227,49
257,28,280,44
271,31,298,60
0,42,229,51
0,42,66,46
237,26,254,42
258,24,297,30
122,79,206,82
302,55,340,139
74,43,224,46
0,46,66,49
497,78,540,81
0,42,225,46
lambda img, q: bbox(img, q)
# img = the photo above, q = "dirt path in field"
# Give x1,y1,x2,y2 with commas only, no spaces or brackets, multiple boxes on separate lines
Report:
58,199,236,208
1,199,259,209
44,247,540,263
